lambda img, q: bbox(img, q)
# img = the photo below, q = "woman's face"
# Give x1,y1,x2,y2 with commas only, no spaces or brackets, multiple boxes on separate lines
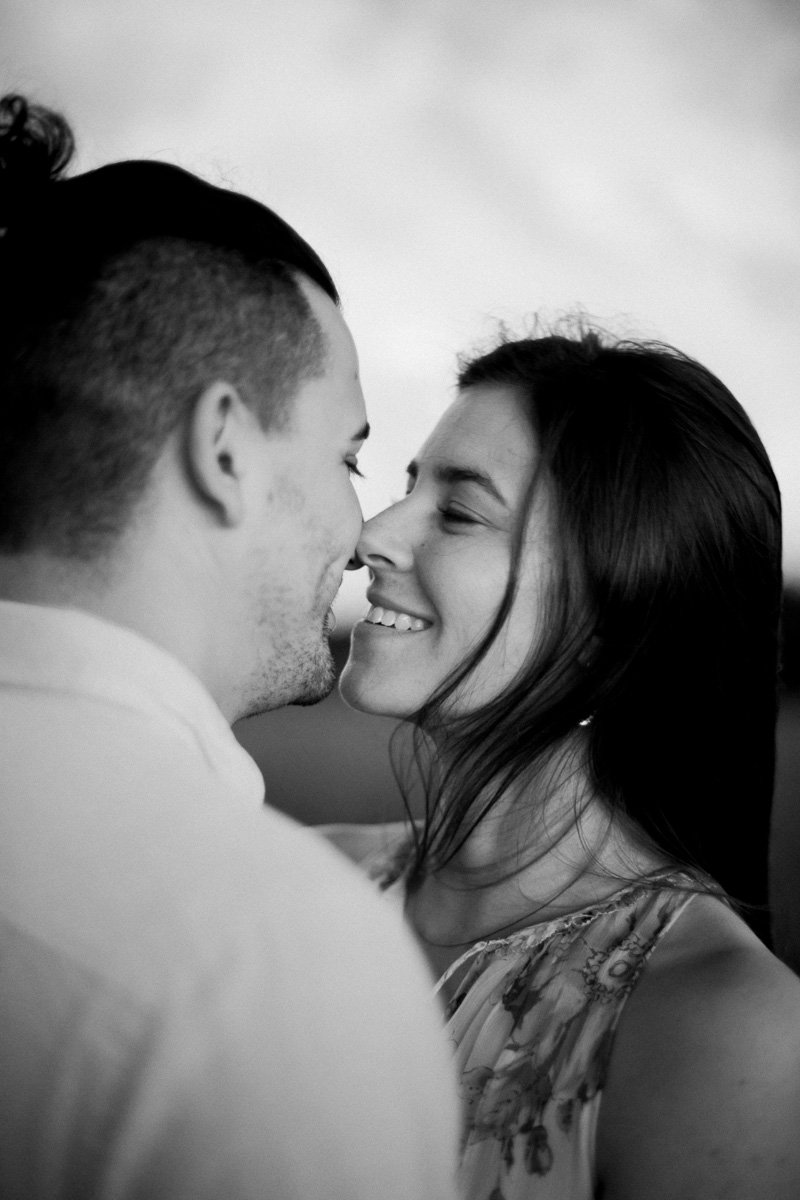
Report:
339,385,555,718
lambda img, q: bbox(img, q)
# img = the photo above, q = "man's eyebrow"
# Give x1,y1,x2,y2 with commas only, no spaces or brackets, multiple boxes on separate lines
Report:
405,459,508,507
351,422,370,443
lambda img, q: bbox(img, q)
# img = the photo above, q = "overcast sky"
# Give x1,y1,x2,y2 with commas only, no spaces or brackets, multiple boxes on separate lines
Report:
3,0,799,621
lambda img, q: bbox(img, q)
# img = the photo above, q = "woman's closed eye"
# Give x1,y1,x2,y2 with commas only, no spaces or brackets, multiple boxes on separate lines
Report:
400,473,484,528
438,505,480,528
345,456,364,478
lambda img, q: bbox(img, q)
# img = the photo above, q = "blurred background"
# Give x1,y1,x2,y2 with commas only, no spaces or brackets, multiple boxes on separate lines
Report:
2,0,798,844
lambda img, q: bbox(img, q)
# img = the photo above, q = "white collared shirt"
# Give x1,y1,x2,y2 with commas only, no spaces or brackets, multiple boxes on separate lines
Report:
0,600,458,1200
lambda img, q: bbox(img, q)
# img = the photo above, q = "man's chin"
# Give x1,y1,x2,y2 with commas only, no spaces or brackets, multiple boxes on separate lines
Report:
291,639,336,705
288,663,336,707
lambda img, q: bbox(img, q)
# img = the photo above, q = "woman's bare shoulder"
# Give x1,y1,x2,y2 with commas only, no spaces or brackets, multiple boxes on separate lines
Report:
597,893,800,1199
313,821,410,866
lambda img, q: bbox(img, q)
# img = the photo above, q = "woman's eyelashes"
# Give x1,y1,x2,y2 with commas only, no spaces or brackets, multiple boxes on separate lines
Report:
438,506,480,528
345,456,364,478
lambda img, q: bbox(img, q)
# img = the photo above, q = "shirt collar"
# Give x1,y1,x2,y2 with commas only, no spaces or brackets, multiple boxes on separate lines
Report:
0,599,265,811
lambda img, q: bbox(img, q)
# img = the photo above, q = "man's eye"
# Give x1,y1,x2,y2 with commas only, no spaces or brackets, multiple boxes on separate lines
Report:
346,458,364,478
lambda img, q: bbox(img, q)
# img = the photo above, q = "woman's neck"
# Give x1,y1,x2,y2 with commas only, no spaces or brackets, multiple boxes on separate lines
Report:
405,770,666,952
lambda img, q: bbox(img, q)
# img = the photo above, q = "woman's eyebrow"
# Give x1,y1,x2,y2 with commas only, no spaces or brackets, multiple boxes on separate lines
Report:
405,459,508,508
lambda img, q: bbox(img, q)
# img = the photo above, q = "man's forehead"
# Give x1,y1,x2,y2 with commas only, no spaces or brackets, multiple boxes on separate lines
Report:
280,353,367,446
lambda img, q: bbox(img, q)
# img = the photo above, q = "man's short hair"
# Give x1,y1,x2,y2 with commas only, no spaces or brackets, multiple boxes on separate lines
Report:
0,94,338,558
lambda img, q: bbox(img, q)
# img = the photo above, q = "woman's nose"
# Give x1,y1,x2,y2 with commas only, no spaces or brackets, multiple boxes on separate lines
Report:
347,504,413,573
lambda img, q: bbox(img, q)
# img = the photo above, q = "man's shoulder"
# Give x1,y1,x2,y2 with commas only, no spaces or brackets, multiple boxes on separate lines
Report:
314,821,409,867
242,812,420,977
0,693,409,993
0,743,461,1200
0,671,461,1200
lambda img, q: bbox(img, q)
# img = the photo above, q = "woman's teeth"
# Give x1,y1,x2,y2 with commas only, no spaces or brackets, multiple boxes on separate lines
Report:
365,605,429,632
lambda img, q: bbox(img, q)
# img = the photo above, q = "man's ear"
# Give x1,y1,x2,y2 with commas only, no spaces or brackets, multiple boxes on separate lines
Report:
184,381,257,526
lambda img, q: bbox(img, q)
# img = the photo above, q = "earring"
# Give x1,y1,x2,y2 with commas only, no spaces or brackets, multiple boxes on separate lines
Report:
578,715,593,727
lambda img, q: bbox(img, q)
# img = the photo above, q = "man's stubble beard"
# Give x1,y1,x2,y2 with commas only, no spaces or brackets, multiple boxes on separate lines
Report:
237,537,342,720
237,623,336,721
286,636,336,707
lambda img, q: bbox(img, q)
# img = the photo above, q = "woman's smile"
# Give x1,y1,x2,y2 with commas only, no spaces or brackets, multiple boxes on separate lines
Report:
362,606,431,632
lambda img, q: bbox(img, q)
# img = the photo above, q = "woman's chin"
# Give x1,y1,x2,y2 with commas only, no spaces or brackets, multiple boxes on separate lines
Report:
337,662,413,719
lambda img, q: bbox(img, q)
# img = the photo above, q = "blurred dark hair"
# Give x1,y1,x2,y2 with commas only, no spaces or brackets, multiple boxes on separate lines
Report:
400,326,781,943
0,94,338,557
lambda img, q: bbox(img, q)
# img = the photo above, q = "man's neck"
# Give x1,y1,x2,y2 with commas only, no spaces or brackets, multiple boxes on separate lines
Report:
0,550,113,610
0,545,237,720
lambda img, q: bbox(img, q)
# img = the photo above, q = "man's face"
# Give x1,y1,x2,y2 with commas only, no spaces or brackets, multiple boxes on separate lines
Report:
238,279,368,719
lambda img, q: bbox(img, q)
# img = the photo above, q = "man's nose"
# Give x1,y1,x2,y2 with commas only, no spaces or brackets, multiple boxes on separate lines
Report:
345,549,365,571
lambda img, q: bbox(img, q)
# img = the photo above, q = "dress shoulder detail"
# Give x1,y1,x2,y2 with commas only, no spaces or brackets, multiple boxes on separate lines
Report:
448,876,698,1199
363,840,701,1200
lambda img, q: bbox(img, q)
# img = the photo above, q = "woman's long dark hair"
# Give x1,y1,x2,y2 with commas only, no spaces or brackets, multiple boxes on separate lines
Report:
397,327,782,944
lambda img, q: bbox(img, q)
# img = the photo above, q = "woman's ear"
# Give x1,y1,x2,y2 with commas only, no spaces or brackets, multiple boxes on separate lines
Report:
184,381,256,526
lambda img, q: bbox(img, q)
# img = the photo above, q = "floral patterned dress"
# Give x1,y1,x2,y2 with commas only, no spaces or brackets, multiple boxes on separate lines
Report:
366,844,700,1200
